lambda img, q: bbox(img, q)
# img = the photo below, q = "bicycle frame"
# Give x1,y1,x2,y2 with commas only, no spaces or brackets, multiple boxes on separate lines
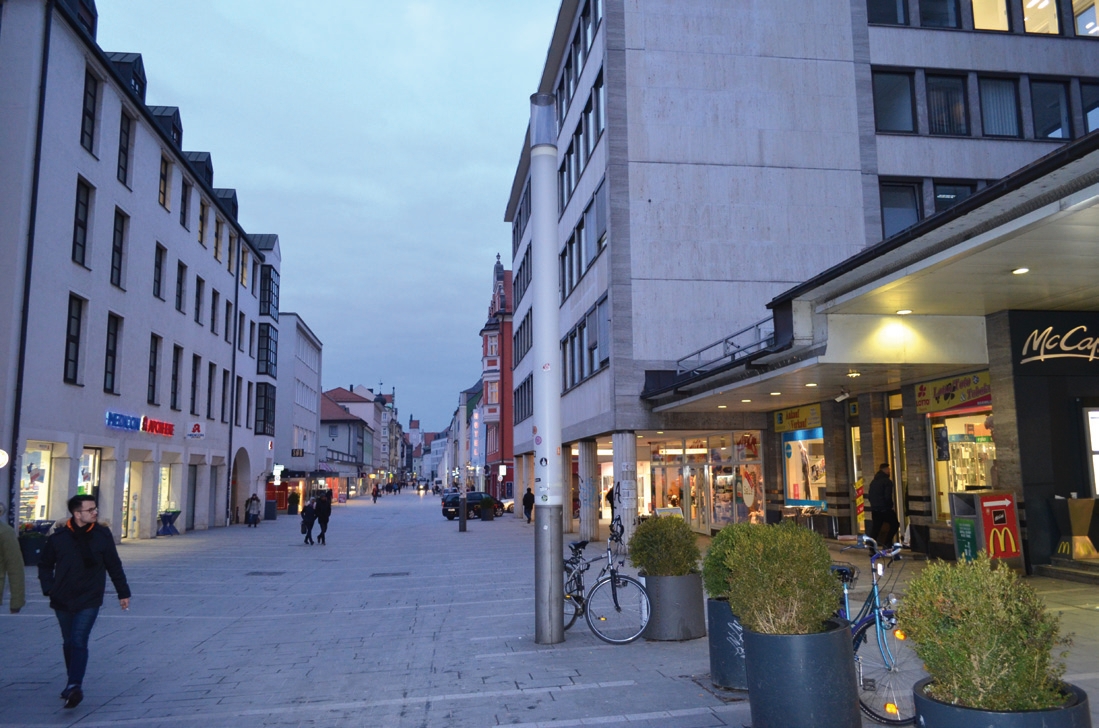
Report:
838,539,904,680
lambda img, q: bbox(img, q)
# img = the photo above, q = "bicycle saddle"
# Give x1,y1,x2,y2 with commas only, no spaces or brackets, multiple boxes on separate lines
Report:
569,540,589,552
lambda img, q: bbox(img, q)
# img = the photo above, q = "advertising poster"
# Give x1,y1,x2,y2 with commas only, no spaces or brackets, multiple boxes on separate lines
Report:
781,427,826,508
979,493,1021,559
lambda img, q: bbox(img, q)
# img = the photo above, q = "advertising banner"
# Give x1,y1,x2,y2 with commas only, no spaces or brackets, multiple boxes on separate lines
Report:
915,371,991,414
774,404,822,433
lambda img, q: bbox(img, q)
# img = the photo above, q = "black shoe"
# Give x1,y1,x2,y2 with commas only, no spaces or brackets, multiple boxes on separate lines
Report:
64,686,83,709
61,684,77,700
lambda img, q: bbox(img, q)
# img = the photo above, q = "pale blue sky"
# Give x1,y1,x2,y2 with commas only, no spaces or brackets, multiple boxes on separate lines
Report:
96,0,560,432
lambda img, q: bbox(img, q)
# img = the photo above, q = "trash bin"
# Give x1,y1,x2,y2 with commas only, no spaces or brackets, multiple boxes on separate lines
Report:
264,500,278,521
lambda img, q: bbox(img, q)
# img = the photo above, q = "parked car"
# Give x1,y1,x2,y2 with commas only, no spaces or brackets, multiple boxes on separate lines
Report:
441,492,503,519
501,499,514,513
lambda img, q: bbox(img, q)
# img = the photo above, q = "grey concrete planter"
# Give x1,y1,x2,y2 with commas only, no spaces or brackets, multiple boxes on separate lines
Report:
707,598,747,690
913,677,1092,728
642,573,706,641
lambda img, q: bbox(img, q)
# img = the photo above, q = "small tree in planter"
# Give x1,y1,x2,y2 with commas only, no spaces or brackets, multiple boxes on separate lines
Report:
629,515,705,641
724,521,860,728
899,553,1091,727
701,522,754,690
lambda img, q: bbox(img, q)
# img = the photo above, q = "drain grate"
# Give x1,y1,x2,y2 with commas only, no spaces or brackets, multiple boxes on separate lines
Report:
369,572,410,578
245,571,286,576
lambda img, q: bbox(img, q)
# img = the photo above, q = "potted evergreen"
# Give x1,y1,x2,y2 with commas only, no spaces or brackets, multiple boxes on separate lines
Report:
899,553,1091,727
724,520,860,728
701,522,753,690
628,515,705,641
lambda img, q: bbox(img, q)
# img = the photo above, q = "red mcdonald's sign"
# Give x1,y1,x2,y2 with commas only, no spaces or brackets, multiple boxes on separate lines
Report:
979,494,1021,559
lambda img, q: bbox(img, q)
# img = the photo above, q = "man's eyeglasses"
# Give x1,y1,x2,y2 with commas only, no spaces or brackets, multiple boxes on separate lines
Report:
78,507,99,513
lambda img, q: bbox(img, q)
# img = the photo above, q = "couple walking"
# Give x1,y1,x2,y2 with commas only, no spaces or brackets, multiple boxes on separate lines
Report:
300,495,331,545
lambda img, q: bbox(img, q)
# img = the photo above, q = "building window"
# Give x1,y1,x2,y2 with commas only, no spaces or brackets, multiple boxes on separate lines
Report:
934,181,976,212
880,182,921,238
240,250,249,288
258,323,278,376
921,0,960,27
248,320,256,357
1024,0,1060,33
81,70,97,152
103,313,121,394
487,335,498,357
260,266,280,319
175,262,187,313
180,181,192,228
486,380,499,405
513,309,533,365
63,295,84,384
221,369,230,422
158,157,172,209
238,312,246,352
170,345,182,410
255,383,276,436
867,0,908,24
148,335,161,404
872,72,915,132
194,277,205,325
228,234,237,274
926,75,968,135
117,113,132,184
153,244,165,299
72,180,91,266
211,290,220,335
110,209,127,288
1076,1,1099,36
198,201,208,246
225,302,233,343
973,0,1010,30
1084,83,1099,132
513,374,534,424
207,362,216,420
329,425,338,439
1031,80,1071,139
979,77,1020,137
234,376,243,426
246,382,253,428
190,354,201,415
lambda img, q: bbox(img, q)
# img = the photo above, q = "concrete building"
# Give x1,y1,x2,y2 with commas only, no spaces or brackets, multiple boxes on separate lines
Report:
505,0,1099,542
1,0,281,537
270,312,322,505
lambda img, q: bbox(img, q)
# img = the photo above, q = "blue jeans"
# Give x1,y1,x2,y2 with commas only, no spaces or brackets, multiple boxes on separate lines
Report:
55,607,100,687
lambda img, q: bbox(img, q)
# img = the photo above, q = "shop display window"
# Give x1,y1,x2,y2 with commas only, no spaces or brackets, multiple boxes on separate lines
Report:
158,465,176,512
709,435,733,463
79,447,101,496
930,410,995,521
20,443,53,523
782,427,827,508
1082,408,1099,496
685,438,708,464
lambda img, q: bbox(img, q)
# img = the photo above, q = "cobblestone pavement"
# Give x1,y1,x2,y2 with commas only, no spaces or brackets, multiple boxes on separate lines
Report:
1,496,1096,727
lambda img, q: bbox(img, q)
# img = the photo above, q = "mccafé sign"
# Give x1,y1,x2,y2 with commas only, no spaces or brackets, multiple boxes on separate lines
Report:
1020,325,1099,364
105,411,175,437
1009,311,1099,373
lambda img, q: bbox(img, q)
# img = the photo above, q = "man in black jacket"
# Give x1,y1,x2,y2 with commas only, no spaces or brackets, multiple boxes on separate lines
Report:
867,463,899,547
315,495,332,545
38,495,131,709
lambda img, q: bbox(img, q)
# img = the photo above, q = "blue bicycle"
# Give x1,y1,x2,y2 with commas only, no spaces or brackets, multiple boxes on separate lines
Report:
832,535,926,725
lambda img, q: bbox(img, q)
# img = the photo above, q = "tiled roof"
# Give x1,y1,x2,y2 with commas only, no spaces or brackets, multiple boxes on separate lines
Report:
325,387,371,403
320,394,363,422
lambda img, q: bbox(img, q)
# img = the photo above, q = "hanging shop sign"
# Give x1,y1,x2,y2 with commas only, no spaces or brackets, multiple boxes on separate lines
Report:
915,371,991,414
186,422,205,440
105,411,175,437
1009,310,1099,374
773,404,822,433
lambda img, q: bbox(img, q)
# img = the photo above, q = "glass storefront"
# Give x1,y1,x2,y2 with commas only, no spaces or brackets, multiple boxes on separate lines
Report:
79,447,101,497
20,442,53,524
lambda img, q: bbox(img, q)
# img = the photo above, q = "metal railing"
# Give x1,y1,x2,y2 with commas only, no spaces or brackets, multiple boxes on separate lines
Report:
675,316,774,376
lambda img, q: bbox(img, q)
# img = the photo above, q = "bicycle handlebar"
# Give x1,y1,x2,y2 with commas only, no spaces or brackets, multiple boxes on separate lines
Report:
840,534,903,561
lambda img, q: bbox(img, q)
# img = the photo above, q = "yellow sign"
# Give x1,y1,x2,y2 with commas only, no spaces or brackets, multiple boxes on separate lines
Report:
915,371,992,414
774,404,822,433
987,526,1018,558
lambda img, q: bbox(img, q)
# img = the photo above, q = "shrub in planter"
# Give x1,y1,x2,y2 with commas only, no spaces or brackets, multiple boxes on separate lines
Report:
629,515,705,641
701,522,754,690
899,553,1073,713
724,521,859,728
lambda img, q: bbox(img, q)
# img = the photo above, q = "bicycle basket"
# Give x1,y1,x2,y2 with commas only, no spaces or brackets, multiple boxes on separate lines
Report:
830,562,859,587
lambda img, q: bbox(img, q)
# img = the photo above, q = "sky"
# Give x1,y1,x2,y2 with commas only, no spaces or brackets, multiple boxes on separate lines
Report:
95,0,560,434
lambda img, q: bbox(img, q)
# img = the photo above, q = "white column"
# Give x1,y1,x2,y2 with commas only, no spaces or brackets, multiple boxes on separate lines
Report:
577,440,599,541
612,432,638,546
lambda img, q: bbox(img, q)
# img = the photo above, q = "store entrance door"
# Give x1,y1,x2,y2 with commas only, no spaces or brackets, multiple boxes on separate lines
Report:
685,465,710,534
890,418,909,538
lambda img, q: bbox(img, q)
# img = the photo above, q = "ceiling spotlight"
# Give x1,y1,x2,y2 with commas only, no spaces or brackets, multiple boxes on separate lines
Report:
834,388,851,403
1012,267,1030,275
770,392,781,396
741,399,752,403
847,370,861,378
718,405,727,409
896,309,912,315
805,383,818,388
657,431,664,435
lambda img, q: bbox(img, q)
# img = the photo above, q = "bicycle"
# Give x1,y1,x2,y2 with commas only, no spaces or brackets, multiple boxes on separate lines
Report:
562,515,651,644
832,535,926,726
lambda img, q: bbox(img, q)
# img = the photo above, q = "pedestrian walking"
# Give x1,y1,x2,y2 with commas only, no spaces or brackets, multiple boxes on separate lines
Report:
245,494,262,527
522,488,535,524
605,484,616,521
38,495,131,709
372,484,379,503
301,499,316,545
315,495,331,545
867,463,899,547
0,503,26,614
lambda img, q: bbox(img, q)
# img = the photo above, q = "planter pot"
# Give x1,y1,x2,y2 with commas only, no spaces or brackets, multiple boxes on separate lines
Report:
707,598,747,690
18,535,45,567
913,677,1092,728
642,573,706,641
480,506,494,521
743,618,860,728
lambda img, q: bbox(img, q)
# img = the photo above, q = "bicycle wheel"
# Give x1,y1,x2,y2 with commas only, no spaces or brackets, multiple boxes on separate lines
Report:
584,575,650,645
563,593,581,630
853,616,924,725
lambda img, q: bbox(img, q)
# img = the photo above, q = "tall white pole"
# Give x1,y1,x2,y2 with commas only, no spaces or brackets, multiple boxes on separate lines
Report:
529,92,563,644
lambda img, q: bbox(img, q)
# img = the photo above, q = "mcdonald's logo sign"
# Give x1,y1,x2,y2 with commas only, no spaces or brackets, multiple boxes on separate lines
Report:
987,526,1019,558
1058,541,1071,555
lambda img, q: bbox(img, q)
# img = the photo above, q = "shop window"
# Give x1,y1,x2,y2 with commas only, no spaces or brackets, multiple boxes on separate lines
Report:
930,412,996,520
927,75,969,135
880,182,922,238
934,181,976,212
921,0,960,27
873,72,916,132
1031,80,1071,139
1023,0,1060,34
1082,408,1099,495
79,447,100,497
1084,83,1099,132
1076,0,1098,36
868,0,908,24
158,465,174,513
979,77,1020,136
973,0,1010,30
782,428,827,508
20,443,53,523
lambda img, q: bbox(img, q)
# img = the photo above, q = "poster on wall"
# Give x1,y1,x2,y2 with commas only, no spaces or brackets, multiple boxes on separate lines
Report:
916,372,991,414
782,427,827,509
20,445,52,523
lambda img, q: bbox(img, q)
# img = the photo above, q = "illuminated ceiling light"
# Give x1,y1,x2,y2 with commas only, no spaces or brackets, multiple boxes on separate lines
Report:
636,434,643,438
805,383,818,388
895,309,912,315
770,392,781,396
718,405,728,409
741,399,752,403
657,431,664,434
1012,267,1030,275
847,370,861,378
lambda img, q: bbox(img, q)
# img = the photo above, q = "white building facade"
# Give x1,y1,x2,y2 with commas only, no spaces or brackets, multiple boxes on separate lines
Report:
1,0,281,537
273,312,322,475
